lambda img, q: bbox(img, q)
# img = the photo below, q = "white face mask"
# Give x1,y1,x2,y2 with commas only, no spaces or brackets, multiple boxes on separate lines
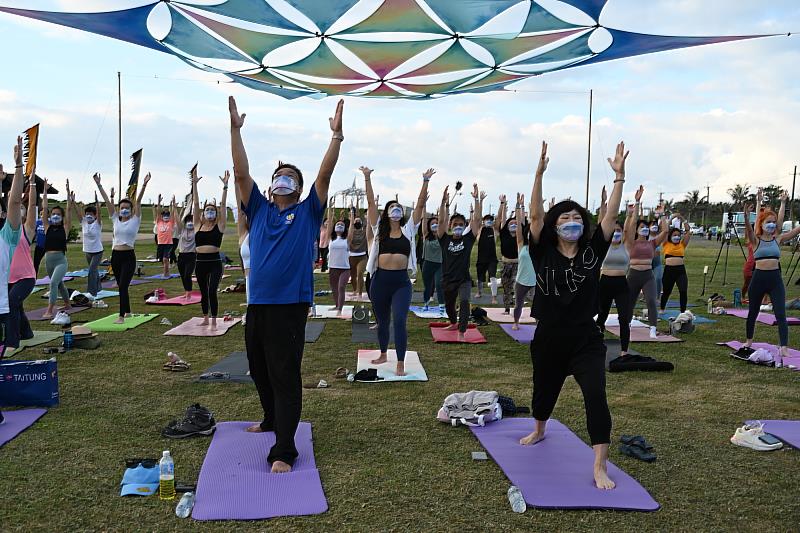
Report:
430,223,439,231
186,222,194,230
389,206,403,221
650,225,659,234
452,225,465,237
763,222,776,234
612,230,623,243
638,227,650,237
119,208,131,217
556,221,583,242
204,210,217,221
271,174,298,196
671,234,682,243
509,224,518,234
162,215,170,222
484,220,493,227
85,215,96,224
335,223,345,233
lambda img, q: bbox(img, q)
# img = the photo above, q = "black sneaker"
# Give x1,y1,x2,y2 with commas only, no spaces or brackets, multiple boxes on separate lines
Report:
731,346,755,360
162,404,216,439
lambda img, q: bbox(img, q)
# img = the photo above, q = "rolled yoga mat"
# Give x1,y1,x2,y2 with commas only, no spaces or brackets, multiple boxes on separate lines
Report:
469,418,660,511
27,305,89,322
146,291,202,306
429,322,486,344
499,324,536,344
192,421,327,520
746,420,800,448
84,313,159,332
723,308,800,326
164,317,241,337
606,326,682,343
485,307,535,324
2,331,62,358
0,408,47,448
356,349,427,382
350,322,392,344
717,341,800,370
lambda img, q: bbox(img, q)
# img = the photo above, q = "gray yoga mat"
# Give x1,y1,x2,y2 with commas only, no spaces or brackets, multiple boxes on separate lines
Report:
351,322,392,344
198,351,251,384
304,321,325,343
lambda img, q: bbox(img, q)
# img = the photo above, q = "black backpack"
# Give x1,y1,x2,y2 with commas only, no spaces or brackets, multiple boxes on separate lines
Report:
497,395,530,416
471,307,489,326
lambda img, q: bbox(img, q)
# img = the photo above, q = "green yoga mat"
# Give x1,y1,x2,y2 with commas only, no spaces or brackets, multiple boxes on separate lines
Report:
84,313,159,332
4,331,63,357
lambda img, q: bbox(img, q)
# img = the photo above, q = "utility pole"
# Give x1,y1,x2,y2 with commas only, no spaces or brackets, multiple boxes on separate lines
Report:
658,191,663,207
585,89,593,210
704,183,710,228
791,165,797,225
118,71,122,199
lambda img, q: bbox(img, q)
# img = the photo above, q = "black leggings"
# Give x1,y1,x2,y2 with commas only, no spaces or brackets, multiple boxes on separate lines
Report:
596,275,632,352
660,264,688,312
111,249,136,317
531,323,611,445
195,253,222,317
748,269,788,346
177,252,196,292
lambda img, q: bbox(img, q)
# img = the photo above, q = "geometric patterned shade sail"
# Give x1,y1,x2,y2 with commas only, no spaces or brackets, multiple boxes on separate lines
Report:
0,0,779,99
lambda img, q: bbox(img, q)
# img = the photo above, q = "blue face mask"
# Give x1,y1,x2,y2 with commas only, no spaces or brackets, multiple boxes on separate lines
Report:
49,214,62,225
205,210,217,221
162,215,170,222
671,234,682,243
638,227,650,237
186,223,194,231
557,221,584,242
612,230,623,243
484,220,493,227
119,208,131,218
271,174,298,196
763,222,777,234
430,223,438,231
335,224,345,233
509,224,518,234
452,226,465,237
85,215,95,224
389,206,403,221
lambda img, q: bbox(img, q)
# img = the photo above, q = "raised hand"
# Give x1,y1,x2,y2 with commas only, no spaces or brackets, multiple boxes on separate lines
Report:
359,166,373,179
66,179,71,194
157,194,163,205
781,189,789,202
143,172,151,186
627,203,635,215
329,99,344,134
634,185,644,202
329,197,335,208
480,190,487,202
14,136,23,165
228,96,246,130
442,185,449,204
607,141,629,176
601,185,607,205
536,141,549,176
471,183,479,200
110,187,115,199
423,168,435,180
220,170,230,185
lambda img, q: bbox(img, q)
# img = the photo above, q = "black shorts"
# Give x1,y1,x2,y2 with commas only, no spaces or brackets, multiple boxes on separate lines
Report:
157,243,173,261
476,259,498,282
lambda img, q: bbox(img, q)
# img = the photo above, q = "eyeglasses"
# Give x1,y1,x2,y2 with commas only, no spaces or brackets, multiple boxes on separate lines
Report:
125,458,158,469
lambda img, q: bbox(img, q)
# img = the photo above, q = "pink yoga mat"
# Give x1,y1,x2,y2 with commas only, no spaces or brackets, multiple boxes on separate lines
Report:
429,323,486,344
0,408,47,448
146,291,202,306
606,326,682,343
27,305,89,322
470,418,659,511
723,308,800,326
717,341,800,370
163,317,241,337
192,421,327,520
485,307,535,324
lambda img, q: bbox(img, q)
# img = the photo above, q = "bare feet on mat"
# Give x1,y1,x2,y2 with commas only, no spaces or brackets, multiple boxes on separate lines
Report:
594,464,616,490
114,316,125,324
64,304,73,311
519,430,545,446
444,323,458,331
335,308,342,317
512,323,520,331
474,292,481,299
491,297,497,304
184,292,191,300
124,313,132,318
246,424,264,433
371,353,388,365
200,317,209,326
210,318,217,329
271,460,292,474
458,332,466,342
396,361,406,376
42,314,53,320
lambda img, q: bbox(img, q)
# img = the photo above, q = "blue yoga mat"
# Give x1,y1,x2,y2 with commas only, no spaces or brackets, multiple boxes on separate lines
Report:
658,310,716,324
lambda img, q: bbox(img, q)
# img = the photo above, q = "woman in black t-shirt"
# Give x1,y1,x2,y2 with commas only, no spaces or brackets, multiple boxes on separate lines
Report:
519,141,627,491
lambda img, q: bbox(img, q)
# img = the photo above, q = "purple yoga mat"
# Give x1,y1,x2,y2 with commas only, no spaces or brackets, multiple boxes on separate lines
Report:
192,421,327,521
0,408,47,447
500,324,536,344
470,418,659,511
724,308,800,326
35,276,74,286
717,341,800,370
27,305,89,322
748,420,800,448
101,279,150,289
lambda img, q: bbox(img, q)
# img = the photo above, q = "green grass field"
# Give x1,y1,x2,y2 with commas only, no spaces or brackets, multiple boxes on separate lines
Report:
1,235,799,532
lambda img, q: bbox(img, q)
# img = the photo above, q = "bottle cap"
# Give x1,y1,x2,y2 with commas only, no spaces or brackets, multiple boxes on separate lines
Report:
163,450,170,457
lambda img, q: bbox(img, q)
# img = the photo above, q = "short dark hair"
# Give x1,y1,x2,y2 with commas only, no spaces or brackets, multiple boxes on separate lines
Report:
183,214,193,224
273,162,304,189
84,205,97,215
161,210,170,216
541,200,591,249
119,198,133,208
482,214,494,221
450,213,467,225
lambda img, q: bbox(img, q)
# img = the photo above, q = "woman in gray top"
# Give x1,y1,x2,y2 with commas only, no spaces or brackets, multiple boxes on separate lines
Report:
176,210,196,300
420,215,444,310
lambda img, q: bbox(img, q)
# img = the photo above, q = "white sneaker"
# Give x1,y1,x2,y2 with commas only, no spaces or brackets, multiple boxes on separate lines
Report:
649,326,657,339
730,422,783,451
50,311,71,326
760,304,773,312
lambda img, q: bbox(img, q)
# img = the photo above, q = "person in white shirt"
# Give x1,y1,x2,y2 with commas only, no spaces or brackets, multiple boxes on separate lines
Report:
70,201,104,298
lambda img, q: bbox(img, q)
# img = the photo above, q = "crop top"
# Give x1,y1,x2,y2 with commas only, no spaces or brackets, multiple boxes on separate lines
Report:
662,241,686,258
629,239,655,261
44,225,67,252
195,224,223,248
753,238,780,260
602,243,629,271
112,214,141,248
379,234,411,257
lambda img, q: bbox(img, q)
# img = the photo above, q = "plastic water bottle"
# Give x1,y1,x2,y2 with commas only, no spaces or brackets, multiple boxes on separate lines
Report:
175,491,195,518
507,485,526,513
63,329,73,351
707,298,713,314
159,450,175,501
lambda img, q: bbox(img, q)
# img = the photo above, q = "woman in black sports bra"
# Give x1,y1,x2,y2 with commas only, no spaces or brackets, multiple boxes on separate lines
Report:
191,166,228,328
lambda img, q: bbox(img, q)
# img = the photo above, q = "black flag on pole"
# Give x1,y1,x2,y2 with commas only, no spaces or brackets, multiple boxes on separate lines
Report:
22,123,40,177
126,149,142,200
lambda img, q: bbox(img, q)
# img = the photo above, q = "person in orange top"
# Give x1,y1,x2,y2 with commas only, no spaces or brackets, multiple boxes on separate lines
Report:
156,196,178,278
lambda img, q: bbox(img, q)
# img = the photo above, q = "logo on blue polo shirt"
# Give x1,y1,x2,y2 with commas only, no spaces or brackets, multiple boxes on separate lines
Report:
285,213,295,225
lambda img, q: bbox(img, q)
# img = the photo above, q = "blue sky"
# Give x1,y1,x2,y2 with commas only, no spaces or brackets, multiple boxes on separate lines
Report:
0,0,798,218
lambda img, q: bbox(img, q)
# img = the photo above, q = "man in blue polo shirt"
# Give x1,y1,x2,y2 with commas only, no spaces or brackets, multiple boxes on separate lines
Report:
229,96,343,474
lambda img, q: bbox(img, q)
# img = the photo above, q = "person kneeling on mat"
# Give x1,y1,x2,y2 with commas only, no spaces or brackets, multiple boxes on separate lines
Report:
437,183,484,342
229,96,343,474
363,165,431,376
521,140,627,491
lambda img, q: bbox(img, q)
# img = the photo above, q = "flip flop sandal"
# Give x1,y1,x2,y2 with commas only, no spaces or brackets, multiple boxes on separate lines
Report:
620,435,654,450
303,379,330,389
619,443,657,462
163,361,190,372
333,367,348,379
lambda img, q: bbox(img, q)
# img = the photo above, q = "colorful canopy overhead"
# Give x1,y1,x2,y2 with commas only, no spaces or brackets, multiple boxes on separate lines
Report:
0,0,781,99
